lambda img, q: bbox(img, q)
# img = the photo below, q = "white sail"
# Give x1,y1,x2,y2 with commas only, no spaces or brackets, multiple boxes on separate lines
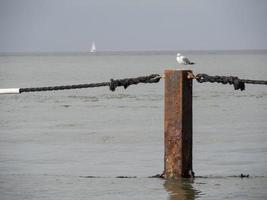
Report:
90,42,96,53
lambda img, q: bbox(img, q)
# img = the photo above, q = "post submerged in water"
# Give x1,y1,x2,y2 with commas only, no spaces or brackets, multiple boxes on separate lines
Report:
163,69,193,179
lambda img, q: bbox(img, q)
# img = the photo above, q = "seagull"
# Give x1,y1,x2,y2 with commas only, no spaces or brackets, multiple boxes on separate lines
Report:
176,53,195,65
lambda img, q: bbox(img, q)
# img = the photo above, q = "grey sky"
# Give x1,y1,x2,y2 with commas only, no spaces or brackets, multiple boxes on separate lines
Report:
0,0,267,52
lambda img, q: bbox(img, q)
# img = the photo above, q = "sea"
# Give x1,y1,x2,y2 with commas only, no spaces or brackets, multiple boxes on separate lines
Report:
0,50,267,200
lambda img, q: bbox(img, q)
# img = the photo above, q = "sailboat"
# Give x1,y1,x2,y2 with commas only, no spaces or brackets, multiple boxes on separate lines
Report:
90,42,96,53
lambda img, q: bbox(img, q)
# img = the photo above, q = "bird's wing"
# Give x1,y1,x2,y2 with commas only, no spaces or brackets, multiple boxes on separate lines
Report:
182,57,192,64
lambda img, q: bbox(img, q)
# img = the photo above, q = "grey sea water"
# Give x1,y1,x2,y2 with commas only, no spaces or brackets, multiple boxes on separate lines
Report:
0,51,267,199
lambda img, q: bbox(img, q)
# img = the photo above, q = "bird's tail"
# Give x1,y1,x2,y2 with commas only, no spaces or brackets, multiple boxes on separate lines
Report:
189,62,195,65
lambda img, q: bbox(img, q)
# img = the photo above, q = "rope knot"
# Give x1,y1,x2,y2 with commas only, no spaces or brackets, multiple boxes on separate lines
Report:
109,74,161,91
195,74,245,91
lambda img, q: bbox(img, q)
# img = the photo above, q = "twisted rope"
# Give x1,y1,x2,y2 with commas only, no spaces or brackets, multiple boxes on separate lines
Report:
195,73,267,91
19,74,161,93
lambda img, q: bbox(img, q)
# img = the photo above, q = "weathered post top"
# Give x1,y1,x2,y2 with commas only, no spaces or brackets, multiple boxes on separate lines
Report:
163,69,193,179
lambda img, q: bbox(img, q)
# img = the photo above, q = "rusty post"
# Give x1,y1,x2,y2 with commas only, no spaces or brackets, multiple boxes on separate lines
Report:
163,69,193,179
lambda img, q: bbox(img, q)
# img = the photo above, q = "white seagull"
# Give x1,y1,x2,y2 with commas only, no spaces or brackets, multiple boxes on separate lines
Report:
176,53,195,65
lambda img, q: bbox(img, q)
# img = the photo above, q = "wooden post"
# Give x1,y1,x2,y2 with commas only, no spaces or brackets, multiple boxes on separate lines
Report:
163,69,193,179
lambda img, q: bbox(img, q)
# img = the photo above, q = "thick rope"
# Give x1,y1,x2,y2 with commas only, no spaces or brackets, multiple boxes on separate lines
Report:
195,73,267,91
19,74,161,93
4,72,267,94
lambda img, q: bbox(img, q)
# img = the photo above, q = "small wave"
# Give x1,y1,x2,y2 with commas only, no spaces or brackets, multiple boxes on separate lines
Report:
67,95,99,102
193,92,267,99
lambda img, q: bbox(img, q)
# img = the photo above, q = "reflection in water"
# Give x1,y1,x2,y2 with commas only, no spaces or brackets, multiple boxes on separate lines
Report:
164,179,201,200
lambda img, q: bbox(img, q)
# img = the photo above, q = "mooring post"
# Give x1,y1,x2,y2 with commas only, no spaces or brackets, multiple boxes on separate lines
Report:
163,69,193,179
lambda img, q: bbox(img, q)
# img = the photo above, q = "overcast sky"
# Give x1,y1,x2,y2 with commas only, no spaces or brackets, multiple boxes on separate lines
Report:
0,0,267,52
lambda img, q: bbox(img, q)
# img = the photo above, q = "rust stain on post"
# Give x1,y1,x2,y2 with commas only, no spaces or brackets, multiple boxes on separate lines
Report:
163,69,193,179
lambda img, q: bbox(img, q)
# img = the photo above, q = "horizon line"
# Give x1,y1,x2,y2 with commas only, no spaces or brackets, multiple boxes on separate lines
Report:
1,48,267,56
